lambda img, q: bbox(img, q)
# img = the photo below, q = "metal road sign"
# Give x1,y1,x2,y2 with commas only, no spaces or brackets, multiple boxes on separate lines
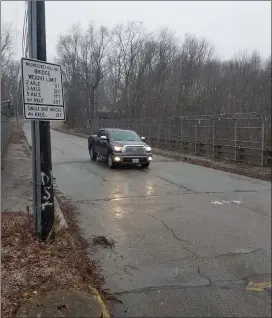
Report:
21,58,65,120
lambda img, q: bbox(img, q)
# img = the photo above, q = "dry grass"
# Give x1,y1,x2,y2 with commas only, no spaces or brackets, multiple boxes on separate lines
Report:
1,210,105,318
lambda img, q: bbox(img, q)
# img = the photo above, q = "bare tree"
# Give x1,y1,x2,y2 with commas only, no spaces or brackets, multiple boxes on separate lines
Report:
173,34,215,114
1,24,14,69
56,24,82,127
1,60,20,102
79,23,110,119
109,22,146,116
1,25,18,104
56,21,271,130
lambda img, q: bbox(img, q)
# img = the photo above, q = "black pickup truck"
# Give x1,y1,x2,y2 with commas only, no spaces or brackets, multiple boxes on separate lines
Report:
88,128,152,169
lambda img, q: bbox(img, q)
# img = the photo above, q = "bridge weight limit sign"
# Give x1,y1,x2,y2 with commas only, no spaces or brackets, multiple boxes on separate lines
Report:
21,58,65,120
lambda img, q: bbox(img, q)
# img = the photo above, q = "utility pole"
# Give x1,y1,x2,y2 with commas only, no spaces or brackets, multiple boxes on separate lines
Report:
28,0,39,235
28,1,55,241
36,1,55,241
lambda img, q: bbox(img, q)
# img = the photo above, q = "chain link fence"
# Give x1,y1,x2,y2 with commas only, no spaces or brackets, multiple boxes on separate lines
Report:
85,112,271,167
1,100,14,155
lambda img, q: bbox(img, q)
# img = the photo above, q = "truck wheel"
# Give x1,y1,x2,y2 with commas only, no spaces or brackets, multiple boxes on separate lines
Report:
107,153,115,169
90,147,97,161
142,162,150,169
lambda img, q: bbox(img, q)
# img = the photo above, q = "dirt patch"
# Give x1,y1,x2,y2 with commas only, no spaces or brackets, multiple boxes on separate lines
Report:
92,235,115,249
9,128,25,144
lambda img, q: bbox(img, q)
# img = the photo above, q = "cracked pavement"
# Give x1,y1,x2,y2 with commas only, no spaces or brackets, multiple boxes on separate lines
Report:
24,122,271,317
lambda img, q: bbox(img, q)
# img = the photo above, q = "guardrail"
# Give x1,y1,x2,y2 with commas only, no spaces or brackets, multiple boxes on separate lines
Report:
84,113,271,167
1,100,14,155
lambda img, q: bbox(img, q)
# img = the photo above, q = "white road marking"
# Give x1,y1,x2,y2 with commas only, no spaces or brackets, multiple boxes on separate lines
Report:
211,200,241,205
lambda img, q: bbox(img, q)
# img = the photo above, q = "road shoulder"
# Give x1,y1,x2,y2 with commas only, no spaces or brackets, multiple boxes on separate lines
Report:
1,123,111,318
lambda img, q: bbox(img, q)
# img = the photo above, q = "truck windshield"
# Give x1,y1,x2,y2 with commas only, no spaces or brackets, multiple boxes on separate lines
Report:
110,130,141,142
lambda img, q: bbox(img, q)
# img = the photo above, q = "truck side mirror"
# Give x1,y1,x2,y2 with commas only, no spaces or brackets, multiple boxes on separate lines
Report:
141,136,146,141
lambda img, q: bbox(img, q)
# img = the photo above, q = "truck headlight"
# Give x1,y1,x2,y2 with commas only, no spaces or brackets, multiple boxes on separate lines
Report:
145,146,151,152
114,146,123,151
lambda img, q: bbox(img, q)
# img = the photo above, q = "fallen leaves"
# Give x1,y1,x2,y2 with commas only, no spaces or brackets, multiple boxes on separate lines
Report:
1,211,105,318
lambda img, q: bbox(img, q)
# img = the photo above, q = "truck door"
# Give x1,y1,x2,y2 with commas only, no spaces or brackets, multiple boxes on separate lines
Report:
100,130,109,157
96,130,104,155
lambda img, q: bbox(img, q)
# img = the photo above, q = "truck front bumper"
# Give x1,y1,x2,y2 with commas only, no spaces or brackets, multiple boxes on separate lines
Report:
111,152,152,165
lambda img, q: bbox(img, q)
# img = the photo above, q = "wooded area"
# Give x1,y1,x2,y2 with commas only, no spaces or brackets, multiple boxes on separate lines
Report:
1,22,271,129
1,25,21,106
55,22,271,128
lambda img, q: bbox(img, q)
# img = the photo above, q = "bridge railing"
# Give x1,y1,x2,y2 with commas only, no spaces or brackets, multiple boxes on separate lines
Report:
86,112,271,167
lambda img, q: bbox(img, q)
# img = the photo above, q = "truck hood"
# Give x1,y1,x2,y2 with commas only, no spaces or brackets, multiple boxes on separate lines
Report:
111,140,148,147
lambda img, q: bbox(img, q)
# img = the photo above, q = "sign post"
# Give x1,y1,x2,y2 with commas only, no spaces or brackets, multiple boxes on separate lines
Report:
23,1,64,241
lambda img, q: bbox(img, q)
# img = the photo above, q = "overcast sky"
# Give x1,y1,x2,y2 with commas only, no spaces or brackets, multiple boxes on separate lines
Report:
1,1,271,62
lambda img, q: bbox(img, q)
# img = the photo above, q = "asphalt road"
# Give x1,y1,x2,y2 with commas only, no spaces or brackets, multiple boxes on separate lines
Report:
24,122,271,317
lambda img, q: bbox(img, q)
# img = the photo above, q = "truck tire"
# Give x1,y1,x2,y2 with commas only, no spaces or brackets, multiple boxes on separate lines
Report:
107,153,115,169
142,162,150,169
89,147,97,161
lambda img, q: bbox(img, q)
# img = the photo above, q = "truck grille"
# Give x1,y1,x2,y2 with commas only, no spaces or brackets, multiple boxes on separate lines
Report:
124,146,145,155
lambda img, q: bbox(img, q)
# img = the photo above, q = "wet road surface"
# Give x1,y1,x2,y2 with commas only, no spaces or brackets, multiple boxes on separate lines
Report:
24,122,271,317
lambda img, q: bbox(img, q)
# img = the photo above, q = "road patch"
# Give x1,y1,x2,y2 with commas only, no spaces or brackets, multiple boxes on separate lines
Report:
246,281,271,292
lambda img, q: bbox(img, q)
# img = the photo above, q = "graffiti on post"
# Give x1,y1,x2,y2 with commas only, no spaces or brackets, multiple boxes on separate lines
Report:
41,171,53,211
